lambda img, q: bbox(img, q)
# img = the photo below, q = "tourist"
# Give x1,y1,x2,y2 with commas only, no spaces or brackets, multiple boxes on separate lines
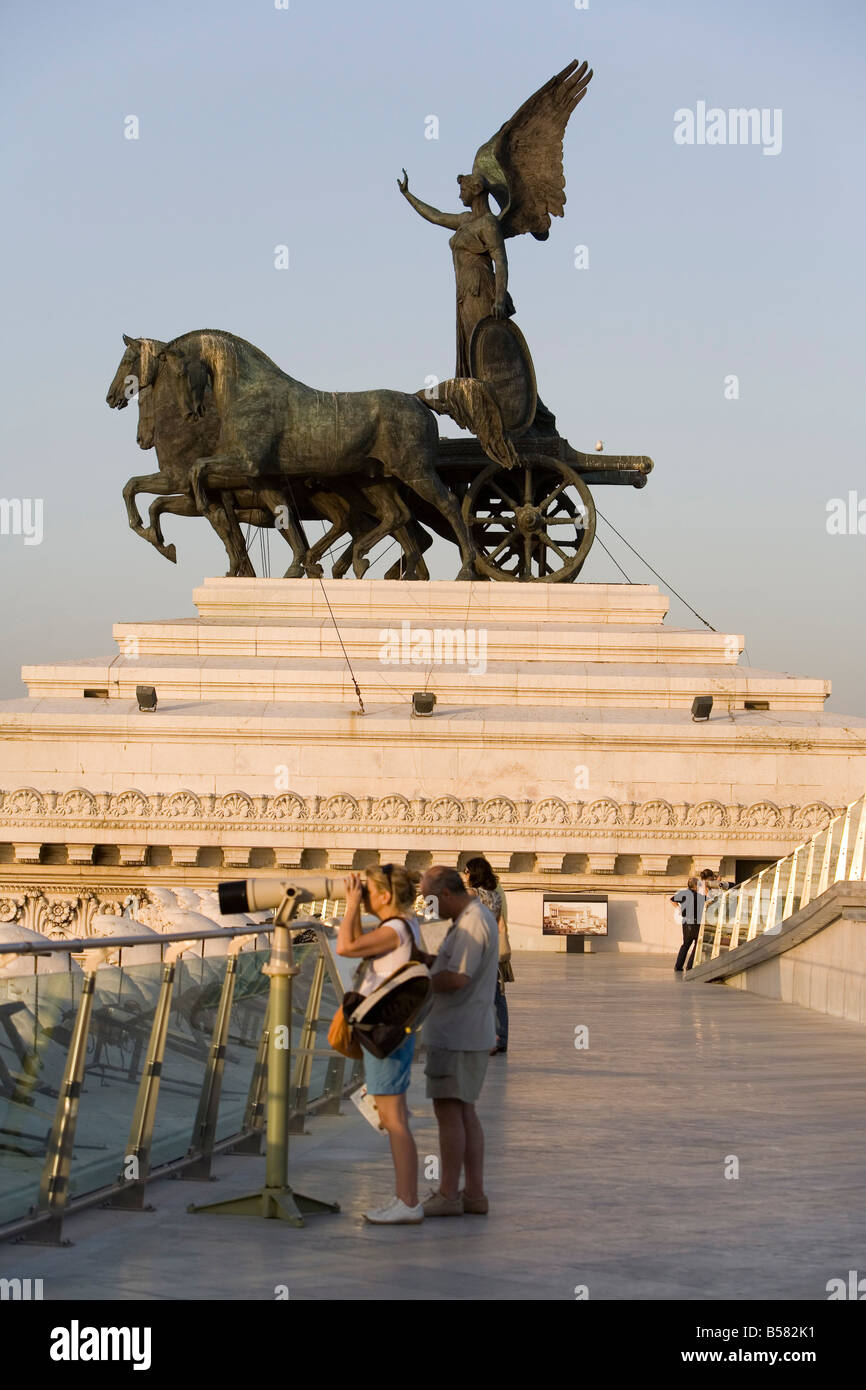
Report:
337,865,423,1225
671,875,705,972
462,855,512,1054
701,867,732,898
417,865,500,1217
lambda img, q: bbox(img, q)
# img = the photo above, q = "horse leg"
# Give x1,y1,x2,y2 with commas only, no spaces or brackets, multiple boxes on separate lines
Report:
123,471,172,535
400,463,479,580
384,520,432,580
147,492,254,576
258,486,312,579
146,495,189,563
187,457,260,575
350,482,412,577
307,497,349,571
217,490,256,577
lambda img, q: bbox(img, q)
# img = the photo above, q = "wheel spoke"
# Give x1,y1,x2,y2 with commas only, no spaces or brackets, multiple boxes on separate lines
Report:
524,463,532,505
488,532,519,561
545,537,570,563
481,487,522,516
538,481,567,512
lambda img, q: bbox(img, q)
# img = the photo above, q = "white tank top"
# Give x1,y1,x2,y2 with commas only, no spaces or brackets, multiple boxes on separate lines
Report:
359,916,413,996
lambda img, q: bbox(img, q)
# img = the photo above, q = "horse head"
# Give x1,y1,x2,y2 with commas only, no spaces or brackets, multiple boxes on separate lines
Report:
158,344,210,422
106,334,165,410
107,335,168,450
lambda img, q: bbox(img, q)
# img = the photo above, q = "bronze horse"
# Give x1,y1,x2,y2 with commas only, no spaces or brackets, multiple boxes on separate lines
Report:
158,328,516,580
108,336,434,578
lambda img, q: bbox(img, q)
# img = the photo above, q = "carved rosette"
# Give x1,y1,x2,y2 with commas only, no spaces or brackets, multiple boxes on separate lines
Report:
0,895,24,924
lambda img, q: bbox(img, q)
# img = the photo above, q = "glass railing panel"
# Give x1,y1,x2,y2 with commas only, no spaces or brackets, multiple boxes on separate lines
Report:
0,961,81,1225
306,962,342,1108
765,856,794,932
787,850,808,917
149,953,228,1170
824,817,846,888
214,948,269,1142
805,826,831,901
288,941,322,1112
67,958,164,1199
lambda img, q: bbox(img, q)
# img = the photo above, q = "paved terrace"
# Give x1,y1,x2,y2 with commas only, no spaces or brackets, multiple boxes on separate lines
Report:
4,954,866,1301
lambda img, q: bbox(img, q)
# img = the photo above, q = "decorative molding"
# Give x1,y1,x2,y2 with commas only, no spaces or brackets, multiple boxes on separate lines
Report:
0,888,134,938
0,788,841,842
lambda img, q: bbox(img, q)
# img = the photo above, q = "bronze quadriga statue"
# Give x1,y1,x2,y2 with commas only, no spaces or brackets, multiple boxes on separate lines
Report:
108,60,652,582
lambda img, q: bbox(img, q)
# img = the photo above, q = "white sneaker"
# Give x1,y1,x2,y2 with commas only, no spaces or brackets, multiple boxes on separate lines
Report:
363,1198,424,1224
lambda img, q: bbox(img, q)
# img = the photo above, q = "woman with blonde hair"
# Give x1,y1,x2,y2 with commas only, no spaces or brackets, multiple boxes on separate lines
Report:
337,863,424,1224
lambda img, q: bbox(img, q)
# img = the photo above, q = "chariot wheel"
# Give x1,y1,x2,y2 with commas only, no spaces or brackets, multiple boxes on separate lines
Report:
462,456,596,581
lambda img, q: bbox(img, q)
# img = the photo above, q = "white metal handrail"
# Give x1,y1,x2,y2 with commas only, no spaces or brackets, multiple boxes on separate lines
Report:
695,792,866,967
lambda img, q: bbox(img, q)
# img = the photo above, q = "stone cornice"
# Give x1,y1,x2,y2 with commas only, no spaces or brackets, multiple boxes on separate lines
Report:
0,787,841,839
3,717,864,755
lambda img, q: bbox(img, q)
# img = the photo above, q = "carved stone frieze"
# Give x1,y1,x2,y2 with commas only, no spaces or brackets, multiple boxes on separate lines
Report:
0,787,840,842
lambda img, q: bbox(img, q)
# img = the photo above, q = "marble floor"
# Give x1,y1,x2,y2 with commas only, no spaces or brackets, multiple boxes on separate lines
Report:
3,952,865,1301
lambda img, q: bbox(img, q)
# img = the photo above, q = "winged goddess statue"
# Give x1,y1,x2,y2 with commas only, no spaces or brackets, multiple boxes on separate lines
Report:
398,58,593,397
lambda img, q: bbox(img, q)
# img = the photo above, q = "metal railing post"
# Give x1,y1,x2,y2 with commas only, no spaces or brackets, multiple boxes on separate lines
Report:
288,949,327,1134
182,936,256,1181
230,999,269,1155
783,847,801,920
817,816,841,897
848,797,866,882
833,805,852,883
764,860,784,935
104,943,191,1212
729,883,746,952
800,832,819,910
746,870,767,942
16,958,100,1246
705,894,723,960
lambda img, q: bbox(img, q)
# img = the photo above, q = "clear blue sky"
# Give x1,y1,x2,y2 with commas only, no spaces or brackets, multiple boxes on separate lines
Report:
1,0,864,711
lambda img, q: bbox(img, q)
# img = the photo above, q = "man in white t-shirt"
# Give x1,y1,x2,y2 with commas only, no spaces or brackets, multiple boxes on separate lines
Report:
417,865,499,1218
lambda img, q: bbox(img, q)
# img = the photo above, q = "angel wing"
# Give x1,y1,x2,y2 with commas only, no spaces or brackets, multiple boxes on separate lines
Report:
472,59,593,241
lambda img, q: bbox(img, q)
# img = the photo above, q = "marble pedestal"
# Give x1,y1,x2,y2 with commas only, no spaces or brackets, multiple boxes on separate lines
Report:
1,578,864,955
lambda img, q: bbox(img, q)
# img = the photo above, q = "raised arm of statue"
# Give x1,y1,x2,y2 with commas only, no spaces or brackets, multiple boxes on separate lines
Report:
398,169,463,231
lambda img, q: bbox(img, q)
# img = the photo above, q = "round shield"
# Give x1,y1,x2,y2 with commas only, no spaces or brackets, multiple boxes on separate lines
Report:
468,316,538,436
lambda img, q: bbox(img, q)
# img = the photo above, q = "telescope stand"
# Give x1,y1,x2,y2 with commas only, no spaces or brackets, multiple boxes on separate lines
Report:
188,892,339,1225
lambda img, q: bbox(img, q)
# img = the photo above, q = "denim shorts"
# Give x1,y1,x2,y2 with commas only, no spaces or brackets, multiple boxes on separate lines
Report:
363,1033,415,1096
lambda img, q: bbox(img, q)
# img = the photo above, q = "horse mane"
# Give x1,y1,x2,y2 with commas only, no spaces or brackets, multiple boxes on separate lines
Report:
165,328,285,383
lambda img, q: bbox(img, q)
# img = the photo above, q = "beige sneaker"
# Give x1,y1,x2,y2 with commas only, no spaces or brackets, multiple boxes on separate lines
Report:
461,1191,489,1215
422,1190,464,1218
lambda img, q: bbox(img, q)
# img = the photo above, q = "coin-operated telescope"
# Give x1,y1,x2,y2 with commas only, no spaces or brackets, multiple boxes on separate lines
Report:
218,874,345,916
189,873,345,1227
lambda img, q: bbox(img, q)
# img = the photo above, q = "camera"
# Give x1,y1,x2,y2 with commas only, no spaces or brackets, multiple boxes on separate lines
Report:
218,874,345,916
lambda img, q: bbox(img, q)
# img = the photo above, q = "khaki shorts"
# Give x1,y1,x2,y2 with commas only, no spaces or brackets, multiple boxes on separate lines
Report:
425,1047,489,1103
